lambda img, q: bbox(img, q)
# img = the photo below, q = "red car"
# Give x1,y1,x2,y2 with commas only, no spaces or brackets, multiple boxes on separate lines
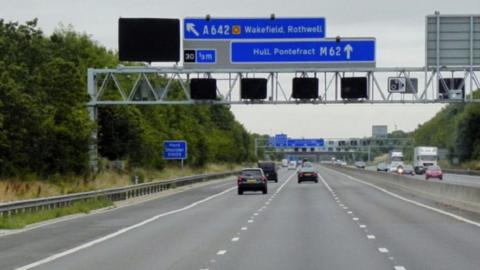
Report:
425,166,443,180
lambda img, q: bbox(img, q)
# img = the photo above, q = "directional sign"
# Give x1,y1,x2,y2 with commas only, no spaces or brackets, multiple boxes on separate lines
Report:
163,140,187,160
184,18,325,40
231,40,375,63
287,139,325,147
274,134,288,147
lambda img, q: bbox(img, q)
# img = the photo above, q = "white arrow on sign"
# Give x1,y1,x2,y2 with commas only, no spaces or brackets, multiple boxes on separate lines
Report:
186,23,200,37
344,44,353,59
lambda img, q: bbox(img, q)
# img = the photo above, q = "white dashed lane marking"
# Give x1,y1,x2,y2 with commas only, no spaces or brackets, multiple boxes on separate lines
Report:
231,237,239,242
353,217,359,221
359,224,366,228
248,220,253,223
394,266,407,270
367,234,376,239
216,250,227,255
378,248,389,253
241,226,247,230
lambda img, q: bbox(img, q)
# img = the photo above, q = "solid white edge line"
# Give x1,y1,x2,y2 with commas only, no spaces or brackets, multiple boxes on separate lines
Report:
15,185,237,270
320,167,480,229
15,170,297,270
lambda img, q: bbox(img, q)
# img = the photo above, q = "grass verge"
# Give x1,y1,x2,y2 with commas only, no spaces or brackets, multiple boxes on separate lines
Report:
0,163,247,202
0,198,113,229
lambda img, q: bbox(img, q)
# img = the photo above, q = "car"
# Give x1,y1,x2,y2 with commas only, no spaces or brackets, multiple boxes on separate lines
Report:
288,161,297,170
335,159,347,166
402,164,415,175
298,162,318,183
376,162,388,172
354,161,366,169
237,168,268,195
258,161,278,182
425,165,443,180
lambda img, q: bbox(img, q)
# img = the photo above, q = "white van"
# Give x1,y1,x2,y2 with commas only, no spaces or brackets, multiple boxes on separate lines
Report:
288,161,297,170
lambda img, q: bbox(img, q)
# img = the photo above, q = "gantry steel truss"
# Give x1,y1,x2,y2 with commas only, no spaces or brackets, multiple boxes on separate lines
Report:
87,66,480,107
86,65,479,170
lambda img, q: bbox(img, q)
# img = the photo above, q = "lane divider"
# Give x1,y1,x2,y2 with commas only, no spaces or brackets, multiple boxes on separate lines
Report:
318,172,407,270
322,166,480,228
15,185,237,270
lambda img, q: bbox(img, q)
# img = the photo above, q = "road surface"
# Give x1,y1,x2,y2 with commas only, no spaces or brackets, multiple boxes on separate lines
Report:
2,166,480,270
366,165,480,188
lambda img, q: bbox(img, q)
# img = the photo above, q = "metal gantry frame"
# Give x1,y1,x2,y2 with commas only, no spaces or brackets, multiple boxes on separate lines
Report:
254,137,415,162
86,66,480,169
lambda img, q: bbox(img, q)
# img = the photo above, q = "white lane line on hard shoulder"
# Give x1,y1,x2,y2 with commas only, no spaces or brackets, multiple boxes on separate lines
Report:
241,227,247,230
322,166,480,229
367,235,376,239
394,266,407,270
231,237,239,242
378,248,389,253
14,185,237,270
217,250,227,255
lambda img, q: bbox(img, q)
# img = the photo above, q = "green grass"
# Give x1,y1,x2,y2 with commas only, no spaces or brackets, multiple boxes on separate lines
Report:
0,198,113,229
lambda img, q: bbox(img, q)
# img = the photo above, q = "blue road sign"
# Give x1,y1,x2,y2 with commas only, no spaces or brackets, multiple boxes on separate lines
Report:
184,18,325,40
274,134,288,147
287,139,325,147
196,49,216,63
163,140,187,160
230,40,375,63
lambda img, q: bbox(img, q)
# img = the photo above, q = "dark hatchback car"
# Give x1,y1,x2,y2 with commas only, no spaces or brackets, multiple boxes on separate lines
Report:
237,168,268,195
258,161,278,182
298,162,319,183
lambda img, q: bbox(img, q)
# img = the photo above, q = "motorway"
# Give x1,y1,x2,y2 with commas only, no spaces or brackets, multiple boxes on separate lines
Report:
366,165,480,188
2,166,480,270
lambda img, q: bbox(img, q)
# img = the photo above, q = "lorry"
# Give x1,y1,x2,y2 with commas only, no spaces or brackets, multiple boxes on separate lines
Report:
388,150,404,173
413,146,438,174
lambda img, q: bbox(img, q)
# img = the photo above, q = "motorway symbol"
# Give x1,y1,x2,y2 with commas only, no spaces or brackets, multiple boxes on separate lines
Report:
230,39,375,63
184,17,326,40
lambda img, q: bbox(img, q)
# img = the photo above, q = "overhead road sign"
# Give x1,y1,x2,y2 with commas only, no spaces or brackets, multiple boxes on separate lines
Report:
287,139,324,147
426,14,480,67
274,134,288,147
184,17,326,40
163,140,187,160
230,39,375,63
184,37,375,69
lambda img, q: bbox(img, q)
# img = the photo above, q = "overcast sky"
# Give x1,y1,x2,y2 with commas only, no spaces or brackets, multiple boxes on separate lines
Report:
2,0,479,138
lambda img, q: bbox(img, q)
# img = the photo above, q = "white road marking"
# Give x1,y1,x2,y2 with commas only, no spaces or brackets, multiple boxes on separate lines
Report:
254,213,258,216
248,220,253,223
339,204,345,207
378,248,389,253
217,250,227,255
14,185,237,270
353,217,359,221
347,211,353,214
367,234,376,239
241,227,247,230
231,237,239,242
394,266,407,270
343,207,349,210
359,224,366,228
322,167,480,228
